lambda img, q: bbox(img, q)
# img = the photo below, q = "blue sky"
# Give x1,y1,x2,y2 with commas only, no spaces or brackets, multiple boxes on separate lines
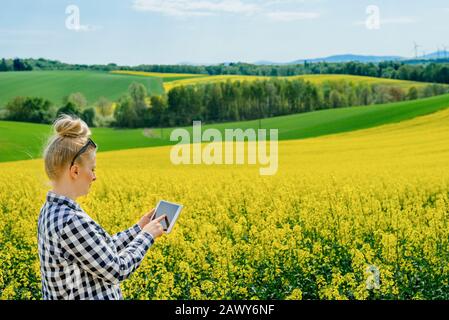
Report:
0,0,448,65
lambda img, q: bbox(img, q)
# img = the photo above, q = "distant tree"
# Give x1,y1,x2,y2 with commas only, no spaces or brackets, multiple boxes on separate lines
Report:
423,84,449,97
64,92,87,110
6,96,55,123
389,87,405,102
0,58,9,72
166,87,183,126
329,90,343,108
381,66,397,79
5,97,26,119
207,84,224,122
82,107,96,127
128,82,147,105
95,97,114,117
373,86,391,104
407,87,419,100
128,82,148,126
397,65,412,81
359,84,373,105
57,101,83,118
114,96,139,128
435,66,449,84
149,95,168,126
12,58,31,71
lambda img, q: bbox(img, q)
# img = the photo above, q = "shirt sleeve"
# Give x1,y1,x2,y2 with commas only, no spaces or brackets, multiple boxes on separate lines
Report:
111,224,142,253
59,214,154,286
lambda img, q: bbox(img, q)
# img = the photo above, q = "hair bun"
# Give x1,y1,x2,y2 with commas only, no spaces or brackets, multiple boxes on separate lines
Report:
54,114,91,138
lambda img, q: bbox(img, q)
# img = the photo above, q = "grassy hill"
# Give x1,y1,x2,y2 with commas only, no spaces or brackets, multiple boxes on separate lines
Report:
0,121,169,163
0,71,165,107
1,93,449,163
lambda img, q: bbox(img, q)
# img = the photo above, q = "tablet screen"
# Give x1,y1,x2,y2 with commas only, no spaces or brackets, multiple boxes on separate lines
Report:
152,200,183,233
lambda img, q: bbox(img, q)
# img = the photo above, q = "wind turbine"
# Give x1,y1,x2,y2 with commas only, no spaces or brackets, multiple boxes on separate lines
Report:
413,41,422,59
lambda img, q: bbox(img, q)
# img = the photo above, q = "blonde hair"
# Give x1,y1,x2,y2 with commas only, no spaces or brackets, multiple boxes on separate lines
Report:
43,114,96,180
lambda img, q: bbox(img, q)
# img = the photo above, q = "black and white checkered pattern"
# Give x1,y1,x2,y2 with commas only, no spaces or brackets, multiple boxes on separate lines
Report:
37,191,154,300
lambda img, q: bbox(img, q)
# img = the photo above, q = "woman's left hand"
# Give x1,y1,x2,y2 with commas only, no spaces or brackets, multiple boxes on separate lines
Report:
138,208,156,229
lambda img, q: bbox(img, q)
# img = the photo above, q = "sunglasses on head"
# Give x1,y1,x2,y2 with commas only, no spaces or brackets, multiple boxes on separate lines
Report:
70,138,97,168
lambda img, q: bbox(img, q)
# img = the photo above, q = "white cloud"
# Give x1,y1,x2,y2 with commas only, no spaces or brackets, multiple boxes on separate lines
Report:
266,11,320,21
132,0,260,17
263,0,311,6
132,0,320,21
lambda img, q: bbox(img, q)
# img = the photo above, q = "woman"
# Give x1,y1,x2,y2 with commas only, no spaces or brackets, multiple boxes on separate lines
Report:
37,114,166,300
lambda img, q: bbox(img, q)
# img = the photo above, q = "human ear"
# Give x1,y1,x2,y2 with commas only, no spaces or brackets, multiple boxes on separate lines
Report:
69,165,79,179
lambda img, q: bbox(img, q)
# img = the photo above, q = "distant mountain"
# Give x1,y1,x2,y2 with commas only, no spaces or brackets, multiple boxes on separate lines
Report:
255,54,405,65
253,60,282,65
182,52,449,67
176,61,210,66
419,51,449,60
297,54,404,63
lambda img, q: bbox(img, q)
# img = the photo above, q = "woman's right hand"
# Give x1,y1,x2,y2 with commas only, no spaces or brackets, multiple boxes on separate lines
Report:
142,214,167,240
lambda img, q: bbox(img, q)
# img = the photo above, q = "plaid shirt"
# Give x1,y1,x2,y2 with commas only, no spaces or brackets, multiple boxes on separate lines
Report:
37,191,154,300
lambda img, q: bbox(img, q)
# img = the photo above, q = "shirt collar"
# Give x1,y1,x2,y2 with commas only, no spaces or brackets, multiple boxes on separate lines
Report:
46,191,81,211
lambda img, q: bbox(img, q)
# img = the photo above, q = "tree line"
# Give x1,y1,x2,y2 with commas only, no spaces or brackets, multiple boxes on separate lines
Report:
138,79,448,127
2,58,449,85
0,58,33,71
3,79,447,129
1,93,98,126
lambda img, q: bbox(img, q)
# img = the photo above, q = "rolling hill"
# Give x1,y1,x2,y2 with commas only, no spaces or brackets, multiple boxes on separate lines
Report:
1,93,449,163
0,71,165,107
158,74,429,92
255,54,404,65
0,71,433,109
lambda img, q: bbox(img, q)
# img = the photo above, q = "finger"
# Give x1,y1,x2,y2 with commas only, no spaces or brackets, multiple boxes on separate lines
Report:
154,214,167,222
147,208,156,219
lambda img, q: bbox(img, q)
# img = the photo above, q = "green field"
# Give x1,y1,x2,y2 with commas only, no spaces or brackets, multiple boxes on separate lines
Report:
0,71,165,107
0,122,169,162
2,93,449,163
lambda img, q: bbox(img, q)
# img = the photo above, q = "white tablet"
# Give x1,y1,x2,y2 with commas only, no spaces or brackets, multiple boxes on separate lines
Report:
152,200,183,233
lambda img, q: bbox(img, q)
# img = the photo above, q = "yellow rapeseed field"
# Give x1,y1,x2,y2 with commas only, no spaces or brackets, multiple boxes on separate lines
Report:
163,75,268,92
162,74,426,92
1,108,449,300
109,71,426,93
